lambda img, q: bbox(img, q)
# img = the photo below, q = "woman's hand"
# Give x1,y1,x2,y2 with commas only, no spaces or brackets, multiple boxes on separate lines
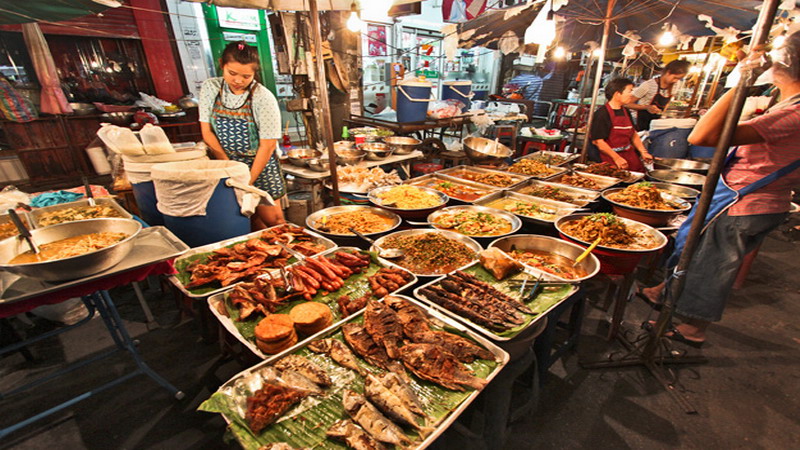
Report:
639,151,654,164
646,104,663,114
612,154,630,169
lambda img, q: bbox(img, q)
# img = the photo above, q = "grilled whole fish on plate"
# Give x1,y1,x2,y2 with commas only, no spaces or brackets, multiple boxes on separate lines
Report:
307,338,366,375
364,373,429,431
327,419,386,450
274,354,332,387
342,323,405,374
364,300,404,359
399,343,488,391
406,329,494,363
342,390,412,446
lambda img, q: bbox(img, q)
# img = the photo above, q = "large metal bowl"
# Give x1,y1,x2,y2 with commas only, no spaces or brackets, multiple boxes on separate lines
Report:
654,158,710,174
305,205,401,238
427,205,522,239
306,157,331,173
647,169,706,189
555,214,667,254
335,148,366,165
100,112,134,127
370,228,481,277
463,137,513,164
368,185,449,219
0,218,142,281
383,136,421,155
602,187,691,227
488,235,600,282
357,142,394,161
648,182,700,202
69,102,96,116
286,148,321,167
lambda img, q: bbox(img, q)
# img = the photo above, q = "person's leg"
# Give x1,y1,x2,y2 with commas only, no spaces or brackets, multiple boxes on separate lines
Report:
256,203,285,227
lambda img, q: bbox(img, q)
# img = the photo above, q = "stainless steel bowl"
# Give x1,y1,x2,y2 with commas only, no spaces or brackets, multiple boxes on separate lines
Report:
463,137,513,164
647,169,706,189
334,141,355,152
69,102,96,116
0,218,142,281
602,187,692,227
370,228,481,276
488,234,601,282
306,157,331,173
335,148,366,165
383,136,421,155
306,205,401,237
286,148,322,167
654,158,710,174
368,185,449,219
358,142,394,161
649,182,700,201
555,213,668,254
100,112,134,127
426,205,522,239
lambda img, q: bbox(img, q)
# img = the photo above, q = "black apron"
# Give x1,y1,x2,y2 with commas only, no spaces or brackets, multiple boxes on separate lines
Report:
637,76,671,131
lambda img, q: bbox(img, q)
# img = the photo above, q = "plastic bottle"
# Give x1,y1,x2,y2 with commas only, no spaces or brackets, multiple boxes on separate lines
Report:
342,126,350,140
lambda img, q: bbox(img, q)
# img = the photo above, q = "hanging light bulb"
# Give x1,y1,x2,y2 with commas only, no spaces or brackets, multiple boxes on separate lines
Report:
347,2,362,33
553,46,566,59
659,26,675,47
592,48,603,57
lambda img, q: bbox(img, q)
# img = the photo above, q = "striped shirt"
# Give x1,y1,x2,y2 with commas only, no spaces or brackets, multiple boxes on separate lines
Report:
724,103,800,216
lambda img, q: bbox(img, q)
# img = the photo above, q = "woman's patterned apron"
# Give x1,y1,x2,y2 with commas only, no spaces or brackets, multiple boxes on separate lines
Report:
210,83,286,199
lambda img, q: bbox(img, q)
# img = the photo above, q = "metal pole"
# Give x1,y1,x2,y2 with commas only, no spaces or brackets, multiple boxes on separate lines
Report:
642,0,780,359
579,0,616,163
705,55,725,108
684,37,717,117
569,54,594,153
309,0,341,205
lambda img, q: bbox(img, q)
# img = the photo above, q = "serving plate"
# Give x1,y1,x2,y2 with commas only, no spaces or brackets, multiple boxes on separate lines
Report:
518,150,579,167
426,205,522,239
555,213,668,254
506,160,568,180
488,234,600,283
370,228,482,277
306,205,401,238
438,165,531,189
405,174,500,204
602,186,692,227
368,185,449,219
571,163,645,184
29,197,132,227
510,179,600,207
548,170,620,191
475,191,580,226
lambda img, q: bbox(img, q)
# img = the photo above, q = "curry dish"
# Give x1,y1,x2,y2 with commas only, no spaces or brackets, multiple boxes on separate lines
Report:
37,204,124,226
316,210,396,235
607,182,684,210
9,232,128,264
381,232,476,275
560,213,658,250
508,249,588,280
374,185,443,209
433,210,513,236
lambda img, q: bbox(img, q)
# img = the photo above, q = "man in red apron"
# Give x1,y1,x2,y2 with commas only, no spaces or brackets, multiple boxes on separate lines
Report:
627,60,691,130
589,78,653,172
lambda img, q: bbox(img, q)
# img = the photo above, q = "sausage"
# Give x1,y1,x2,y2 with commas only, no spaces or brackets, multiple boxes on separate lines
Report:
319,257,348,278
335,251,362,262
295,266,322,289
297,264,323,282
321,281,335,292
327,259,353,277
306,258,338,280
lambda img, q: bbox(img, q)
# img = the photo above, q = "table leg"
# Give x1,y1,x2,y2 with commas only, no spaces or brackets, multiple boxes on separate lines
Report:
607,274,636,341
131,282,159,330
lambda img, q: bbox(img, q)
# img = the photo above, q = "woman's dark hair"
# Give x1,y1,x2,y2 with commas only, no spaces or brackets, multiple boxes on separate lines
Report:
605,77,634,100
663,59,691,75
220,41,260,71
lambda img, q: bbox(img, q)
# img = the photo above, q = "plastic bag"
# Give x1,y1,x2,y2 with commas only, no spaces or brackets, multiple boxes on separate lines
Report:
428,99,464,119
96,124,145,155
0,185,31,211
139,124,175,155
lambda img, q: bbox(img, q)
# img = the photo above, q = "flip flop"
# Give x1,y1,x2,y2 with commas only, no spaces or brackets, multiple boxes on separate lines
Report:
642,320,705,349
635,291,663,311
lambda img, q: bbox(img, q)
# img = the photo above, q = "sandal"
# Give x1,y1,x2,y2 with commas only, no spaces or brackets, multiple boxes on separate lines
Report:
642,320,705,349
635,291,663,311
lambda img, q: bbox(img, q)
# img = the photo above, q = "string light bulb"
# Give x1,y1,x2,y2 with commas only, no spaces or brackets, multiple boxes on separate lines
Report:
659,28,675,46
592,48,603,57
553,46,566,59
347,2,362,33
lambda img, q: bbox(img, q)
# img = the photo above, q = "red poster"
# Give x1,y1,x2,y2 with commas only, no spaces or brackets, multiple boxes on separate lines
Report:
367,24,387,56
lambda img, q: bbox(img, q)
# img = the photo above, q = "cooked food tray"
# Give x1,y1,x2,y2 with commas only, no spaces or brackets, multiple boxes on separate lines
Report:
571,163,645,184
510,179,599,207
170,224,337,298
506,159,568,180
413,261,578,341
438,165,531,189
549,171,620,191
0,211,34,240
29,197,132,227
518,150,579,167
475,190,581,226
0,226,189,305
208,247,418,359
406,174,501,204
199,294,509,450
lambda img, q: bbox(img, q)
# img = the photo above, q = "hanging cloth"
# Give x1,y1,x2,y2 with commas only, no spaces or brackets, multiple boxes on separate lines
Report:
21,23,72,115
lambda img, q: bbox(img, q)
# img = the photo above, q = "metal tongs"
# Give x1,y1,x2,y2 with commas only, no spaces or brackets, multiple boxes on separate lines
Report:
8,209,38,254
83,175,96,207
276,241,306,262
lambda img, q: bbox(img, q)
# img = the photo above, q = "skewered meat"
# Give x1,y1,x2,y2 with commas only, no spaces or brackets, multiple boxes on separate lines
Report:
364,300,403,359
274,355,332,387
327,419,387,450
342,390,412,446
246,382,309,433
398,343,488,391
308,338,366,375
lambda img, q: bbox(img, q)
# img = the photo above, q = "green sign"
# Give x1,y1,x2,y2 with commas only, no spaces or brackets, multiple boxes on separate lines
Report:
415,69,440,79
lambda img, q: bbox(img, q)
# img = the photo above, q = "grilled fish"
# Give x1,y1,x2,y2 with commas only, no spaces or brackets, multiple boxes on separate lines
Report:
364,373,427,430
420,285,514,331
342,323,400,373
326,419,386,450
246,381,309,433
274,354,332,387
373,372,425,417
364,300,404,359
399,343,488,392
308,338,366,375
279,369,324,396
407,329,494,363
451,270,534,314
342,390,411,446
384,295,432,338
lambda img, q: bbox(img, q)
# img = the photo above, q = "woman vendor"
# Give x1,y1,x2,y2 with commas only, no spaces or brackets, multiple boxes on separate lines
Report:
642,34,800,347
625,59,691,130
199,41,286,228
589,78,654,171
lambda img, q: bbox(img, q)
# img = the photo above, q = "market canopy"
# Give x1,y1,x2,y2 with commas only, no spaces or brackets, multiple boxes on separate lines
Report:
0,0,110,24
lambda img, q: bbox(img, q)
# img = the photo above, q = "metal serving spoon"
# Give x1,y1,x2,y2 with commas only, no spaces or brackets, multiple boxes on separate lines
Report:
83,175,96,207
8,209,38,254
349,228,405,259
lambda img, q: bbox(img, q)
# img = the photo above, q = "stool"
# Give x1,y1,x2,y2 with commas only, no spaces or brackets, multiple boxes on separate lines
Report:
437,150,469,168
493,125,517,152
518,136,567,157
412,162,443,177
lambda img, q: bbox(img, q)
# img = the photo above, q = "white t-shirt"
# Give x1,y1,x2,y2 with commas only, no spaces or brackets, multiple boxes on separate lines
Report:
632,77,678,106
198,77,281,140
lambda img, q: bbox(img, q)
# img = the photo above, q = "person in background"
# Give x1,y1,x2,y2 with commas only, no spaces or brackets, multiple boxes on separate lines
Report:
199,41,286,228
589,78,654,171
642,34,800,346
626,59,691,130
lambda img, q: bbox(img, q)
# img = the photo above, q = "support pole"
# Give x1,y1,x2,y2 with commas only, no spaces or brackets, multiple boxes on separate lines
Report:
684,37,717,117
569,54,593,153
309,0,341,205
579,0,615,163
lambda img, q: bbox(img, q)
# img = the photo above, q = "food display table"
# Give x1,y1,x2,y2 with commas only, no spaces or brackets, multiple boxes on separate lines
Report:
0,226,189,439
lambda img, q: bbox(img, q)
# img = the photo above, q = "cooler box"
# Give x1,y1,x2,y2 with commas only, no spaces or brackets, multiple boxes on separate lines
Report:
441,80,472,112
396,80,433,123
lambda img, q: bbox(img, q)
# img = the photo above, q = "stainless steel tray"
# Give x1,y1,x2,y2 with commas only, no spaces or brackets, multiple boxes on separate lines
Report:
29,197,132,227
438,165,531,190
510,178,600,207
406,173,501,204
204,294,509,450
413,261,579,341
208,247,418,359
548,170,620,191
170,224,337,299
506,160,568,180
370,228,482,277
518,150,580,166
571,163,645,184
475,190,581,226
0,226,188,305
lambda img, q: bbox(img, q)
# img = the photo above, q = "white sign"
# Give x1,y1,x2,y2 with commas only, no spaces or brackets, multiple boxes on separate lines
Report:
223,32,257,43
218,7,261,31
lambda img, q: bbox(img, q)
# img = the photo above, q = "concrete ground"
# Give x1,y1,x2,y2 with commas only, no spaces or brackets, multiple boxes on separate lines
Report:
1,219,798,450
